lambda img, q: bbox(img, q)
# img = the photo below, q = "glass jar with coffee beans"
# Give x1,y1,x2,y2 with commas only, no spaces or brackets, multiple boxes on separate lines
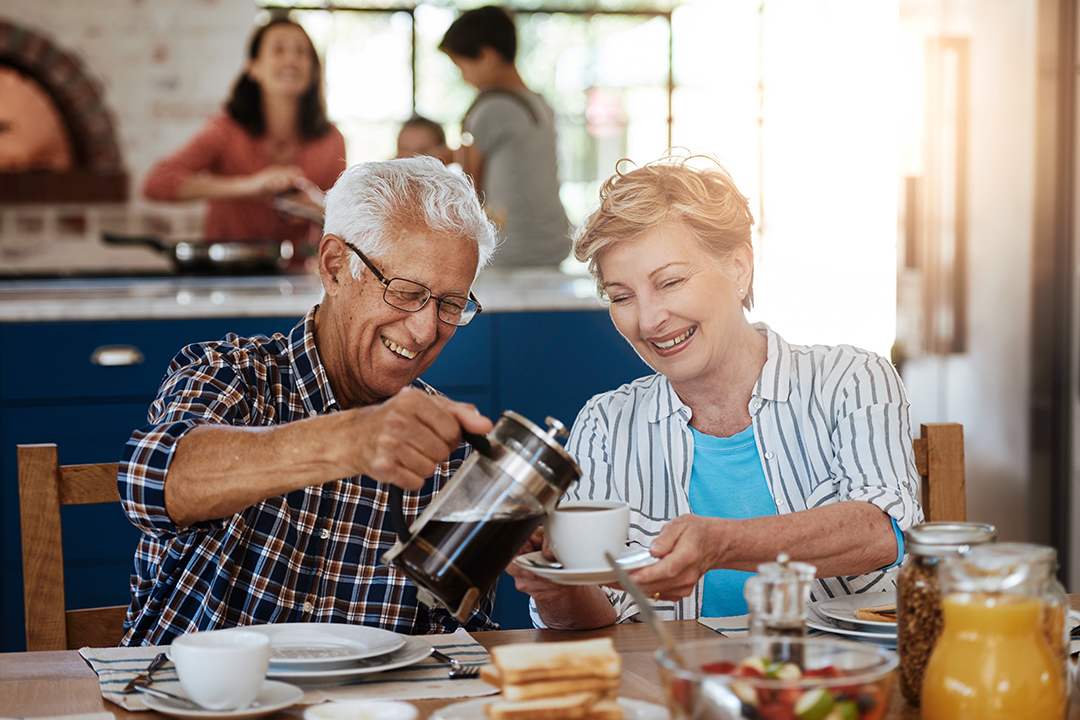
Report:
897,521,996,706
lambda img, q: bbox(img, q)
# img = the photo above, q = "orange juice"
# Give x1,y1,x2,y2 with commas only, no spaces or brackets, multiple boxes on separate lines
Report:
921,592,1066,720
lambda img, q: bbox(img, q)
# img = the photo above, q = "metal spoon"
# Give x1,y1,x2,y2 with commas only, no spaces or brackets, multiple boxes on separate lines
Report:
604,550,681,658
605,552,745,720
134,684,205,710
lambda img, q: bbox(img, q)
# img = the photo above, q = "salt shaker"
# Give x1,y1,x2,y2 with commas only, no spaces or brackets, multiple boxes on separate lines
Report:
744,553,817,638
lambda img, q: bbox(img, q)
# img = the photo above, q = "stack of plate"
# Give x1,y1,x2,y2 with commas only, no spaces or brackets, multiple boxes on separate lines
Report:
241,624,434,686
806,592,897,648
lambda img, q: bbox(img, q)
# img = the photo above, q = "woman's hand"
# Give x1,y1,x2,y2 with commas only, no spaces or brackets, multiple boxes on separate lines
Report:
506,527,618,629
246,165,309,197
507,528,572,604
627,515,723,601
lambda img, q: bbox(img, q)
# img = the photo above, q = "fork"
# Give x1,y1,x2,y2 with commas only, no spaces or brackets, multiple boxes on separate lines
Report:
430,648,481,679
123,652,168,693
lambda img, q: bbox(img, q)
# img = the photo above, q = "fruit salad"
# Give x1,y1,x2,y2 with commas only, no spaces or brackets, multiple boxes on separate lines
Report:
667,655,889,720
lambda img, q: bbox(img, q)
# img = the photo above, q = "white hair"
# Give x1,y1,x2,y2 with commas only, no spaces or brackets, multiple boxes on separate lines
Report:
323,157,498,279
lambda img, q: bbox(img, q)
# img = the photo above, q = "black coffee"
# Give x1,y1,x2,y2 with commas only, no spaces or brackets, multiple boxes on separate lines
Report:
557,506,608,512
392,511,543,616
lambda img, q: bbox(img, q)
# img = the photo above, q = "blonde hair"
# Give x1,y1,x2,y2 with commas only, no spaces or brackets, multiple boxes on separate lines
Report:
572,154,756,309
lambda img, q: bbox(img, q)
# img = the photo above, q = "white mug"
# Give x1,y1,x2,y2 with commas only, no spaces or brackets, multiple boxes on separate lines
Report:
545,500,630,570
171,629,270,710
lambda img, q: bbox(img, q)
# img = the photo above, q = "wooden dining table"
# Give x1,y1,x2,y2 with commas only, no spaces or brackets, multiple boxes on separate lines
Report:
3,603,1080,720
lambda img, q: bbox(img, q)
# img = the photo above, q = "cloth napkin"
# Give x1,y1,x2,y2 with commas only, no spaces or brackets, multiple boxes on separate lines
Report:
80,628,497,712
697,615,750,637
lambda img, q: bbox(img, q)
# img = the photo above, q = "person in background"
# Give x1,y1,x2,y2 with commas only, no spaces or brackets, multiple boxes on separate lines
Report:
119,157,499,645
395,115,451,163
439,5,570,269
509,155,923,629
142,17,346,271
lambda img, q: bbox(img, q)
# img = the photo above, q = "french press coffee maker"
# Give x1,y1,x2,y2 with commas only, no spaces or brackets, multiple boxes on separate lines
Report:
382,411,581,621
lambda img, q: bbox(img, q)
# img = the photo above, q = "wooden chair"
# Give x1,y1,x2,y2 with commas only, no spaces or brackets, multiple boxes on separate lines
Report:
17,443,128,651
912,422,967,522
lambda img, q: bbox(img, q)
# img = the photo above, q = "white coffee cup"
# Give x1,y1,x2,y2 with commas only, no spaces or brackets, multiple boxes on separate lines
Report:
545,500,630,570
171,629,270,710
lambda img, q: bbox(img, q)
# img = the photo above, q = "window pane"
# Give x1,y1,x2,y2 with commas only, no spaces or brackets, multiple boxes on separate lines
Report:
299,9,414,161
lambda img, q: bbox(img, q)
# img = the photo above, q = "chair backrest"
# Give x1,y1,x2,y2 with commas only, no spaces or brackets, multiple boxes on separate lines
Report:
17,443,129,651
911,422,967,522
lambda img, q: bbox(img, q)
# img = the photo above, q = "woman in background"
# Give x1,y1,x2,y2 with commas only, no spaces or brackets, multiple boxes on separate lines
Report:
142,17,345,270
511,155,923,628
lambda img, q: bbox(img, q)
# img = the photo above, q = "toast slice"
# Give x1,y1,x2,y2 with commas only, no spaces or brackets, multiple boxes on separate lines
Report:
490,638,621,684
583,700,624,720
483,692,600,720
501,677,621,702
855,603,897,623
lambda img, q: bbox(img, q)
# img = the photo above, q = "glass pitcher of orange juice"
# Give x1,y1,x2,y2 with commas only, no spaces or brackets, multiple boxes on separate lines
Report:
920,543,1067,720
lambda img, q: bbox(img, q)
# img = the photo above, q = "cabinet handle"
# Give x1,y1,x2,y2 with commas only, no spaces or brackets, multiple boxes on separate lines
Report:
90,345,145,367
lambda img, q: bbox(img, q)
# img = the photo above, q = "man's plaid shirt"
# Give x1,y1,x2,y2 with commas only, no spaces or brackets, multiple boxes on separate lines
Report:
118,307,495,646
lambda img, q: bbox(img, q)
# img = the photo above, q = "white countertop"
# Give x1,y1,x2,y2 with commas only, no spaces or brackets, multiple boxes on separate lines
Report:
0,269,606,322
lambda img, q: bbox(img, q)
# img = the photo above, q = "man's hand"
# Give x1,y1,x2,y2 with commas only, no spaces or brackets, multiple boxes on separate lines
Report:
345,387,493,490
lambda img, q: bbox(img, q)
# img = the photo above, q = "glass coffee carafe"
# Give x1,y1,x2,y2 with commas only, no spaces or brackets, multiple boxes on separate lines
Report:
382,411,581,621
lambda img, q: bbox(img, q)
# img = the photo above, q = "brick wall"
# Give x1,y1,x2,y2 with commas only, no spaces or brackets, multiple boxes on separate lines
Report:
1,1,261,270
3,0,258,192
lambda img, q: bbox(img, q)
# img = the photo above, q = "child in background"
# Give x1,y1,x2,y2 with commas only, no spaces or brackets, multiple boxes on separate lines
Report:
439,5,570,268
395,115,452,163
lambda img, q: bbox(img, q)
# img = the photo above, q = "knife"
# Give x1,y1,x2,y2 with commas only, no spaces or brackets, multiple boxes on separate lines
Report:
123,651,168,694
604,550,681,659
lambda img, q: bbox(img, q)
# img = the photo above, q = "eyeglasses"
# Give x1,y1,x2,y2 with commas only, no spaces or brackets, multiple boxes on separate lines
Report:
345,243,482,327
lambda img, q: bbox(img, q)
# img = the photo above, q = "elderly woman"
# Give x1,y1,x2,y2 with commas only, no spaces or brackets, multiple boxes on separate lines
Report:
511,155,923,629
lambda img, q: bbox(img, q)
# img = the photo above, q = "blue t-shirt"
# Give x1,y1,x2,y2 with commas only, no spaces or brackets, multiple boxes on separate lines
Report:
687,425,776,616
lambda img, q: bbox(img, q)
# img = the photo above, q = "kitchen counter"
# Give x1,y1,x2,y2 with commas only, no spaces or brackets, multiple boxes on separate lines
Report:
0,268,604,322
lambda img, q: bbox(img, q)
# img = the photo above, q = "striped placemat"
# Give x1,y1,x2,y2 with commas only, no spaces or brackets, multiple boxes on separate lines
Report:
80,627,497,711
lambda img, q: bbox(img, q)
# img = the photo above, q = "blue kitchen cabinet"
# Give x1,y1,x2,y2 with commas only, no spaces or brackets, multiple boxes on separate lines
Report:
0,309,645,650
0,317,297,653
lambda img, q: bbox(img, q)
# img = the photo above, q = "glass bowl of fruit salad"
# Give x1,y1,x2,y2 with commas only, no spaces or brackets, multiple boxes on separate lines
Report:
656,636,897,720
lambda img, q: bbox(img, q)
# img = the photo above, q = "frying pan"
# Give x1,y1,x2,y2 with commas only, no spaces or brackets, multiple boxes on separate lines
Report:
102,233,294,275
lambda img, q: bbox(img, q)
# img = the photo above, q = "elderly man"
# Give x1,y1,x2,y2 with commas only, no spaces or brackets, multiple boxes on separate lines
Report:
118,157,499,646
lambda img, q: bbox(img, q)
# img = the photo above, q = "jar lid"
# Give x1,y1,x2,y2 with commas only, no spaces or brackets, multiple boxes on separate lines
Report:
905,521,997,555
961,542,1056,570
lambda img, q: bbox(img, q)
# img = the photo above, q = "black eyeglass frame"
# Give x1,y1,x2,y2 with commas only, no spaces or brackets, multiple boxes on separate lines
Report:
345,243,483,327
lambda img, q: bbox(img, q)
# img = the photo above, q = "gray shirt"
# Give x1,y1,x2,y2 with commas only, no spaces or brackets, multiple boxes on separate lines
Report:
464,89,570,267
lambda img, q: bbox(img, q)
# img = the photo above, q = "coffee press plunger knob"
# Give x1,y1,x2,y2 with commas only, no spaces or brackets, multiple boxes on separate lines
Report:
544,416,569,441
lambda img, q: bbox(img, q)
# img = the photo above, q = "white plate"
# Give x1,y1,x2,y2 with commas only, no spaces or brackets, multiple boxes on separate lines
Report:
141,680,303,720
512,545,658,585
225,623,405,669
806,606,896,648
812,592,897,632
432,697,667,720
266,635,433,686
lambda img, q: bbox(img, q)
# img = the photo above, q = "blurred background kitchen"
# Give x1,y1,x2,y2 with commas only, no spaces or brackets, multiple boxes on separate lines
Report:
1,0,1074,652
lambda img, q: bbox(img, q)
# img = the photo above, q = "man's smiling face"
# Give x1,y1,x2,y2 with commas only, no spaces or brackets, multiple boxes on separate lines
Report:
318,225,478,408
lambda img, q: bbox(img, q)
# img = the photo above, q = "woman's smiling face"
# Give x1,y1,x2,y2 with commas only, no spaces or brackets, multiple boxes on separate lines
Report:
598,223,751,388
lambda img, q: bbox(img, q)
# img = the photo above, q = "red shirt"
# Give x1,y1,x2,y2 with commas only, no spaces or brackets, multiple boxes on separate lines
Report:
142,113,346,266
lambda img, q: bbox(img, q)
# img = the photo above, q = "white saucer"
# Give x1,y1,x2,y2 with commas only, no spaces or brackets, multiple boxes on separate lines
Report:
512,546,658,585
432,697,667,720
141,680,304,720
812,592,896,632
266,635,433,686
